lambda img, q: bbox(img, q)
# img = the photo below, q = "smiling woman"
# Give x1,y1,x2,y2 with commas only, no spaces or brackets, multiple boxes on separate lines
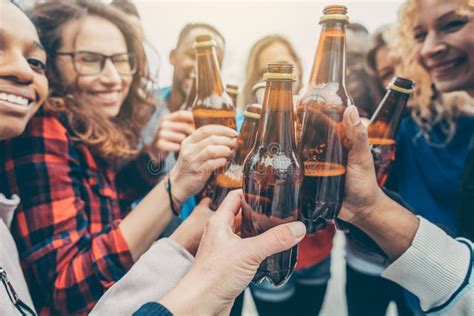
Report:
0,3,48,140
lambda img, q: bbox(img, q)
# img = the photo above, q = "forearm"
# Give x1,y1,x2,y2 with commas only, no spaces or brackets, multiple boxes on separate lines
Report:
116,151,165,202
119,179,175,261
351,192,420,260
91,238,194,316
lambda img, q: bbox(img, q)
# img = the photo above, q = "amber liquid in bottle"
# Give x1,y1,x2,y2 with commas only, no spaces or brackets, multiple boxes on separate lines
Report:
297,5,353,234
212,104,261,209
242,64,302,286
192,35,236,129
192,35,237,201
368,77,415,186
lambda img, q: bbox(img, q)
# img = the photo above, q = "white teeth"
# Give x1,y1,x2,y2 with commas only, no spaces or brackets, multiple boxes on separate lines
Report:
0,92,30,106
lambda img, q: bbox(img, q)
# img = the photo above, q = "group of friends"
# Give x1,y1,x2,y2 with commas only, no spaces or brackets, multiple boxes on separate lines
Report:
0,0,473,315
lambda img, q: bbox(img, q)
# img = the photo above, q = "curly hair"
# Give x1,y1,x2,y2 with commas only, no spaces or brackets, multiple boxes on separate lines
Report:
394,0,473,144
241,35,303,108
31,0,156,163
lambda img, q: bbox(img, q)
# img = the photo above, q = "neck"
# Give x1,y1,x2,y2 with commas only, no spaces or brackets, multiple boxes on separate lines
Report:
168,86,184,113
196,47,224,98
309,22,347,86
258,81,296,149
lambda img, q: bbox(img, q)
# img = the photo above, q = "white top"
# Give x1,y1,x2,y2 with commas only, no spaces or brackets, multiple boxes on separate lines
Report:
382,217,473,315
0,194,35,315
0,192,194,315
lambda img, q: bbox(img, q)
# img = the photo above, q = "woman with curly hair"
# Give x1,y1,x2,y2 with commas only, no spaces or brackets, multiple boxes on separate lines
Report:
384,0,474,313
0,1,237,314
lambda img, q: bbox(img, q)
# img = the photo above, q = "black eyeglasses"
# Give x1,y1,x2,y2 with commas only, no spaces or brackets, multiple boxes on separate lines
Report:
56,51,137,76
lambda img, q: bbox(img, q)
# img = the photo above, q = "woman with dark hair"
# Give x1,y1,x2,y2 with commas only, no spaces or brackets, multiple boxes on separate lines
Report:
0,1,237,314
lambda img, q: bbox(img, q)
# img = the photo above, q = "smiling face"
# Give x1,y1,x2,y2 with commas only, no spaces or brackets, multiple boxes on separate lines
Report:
0,1,48,140
54,15,132,117
413,0,474,95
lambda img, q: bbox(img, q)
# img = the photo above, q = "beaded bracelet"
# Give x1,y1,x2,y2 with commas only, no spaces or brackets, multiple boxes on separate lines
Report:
165,175,182,218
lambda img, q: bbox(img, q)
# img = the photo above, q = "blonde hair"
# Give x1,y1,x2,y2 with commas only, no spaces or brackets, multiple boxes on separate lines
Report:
241,35,303,108
394,0,473,144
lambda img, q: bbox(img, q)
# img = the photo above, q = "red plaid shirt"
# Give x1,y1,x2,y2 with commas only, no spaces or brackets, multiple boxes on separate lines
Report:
0,108,163,315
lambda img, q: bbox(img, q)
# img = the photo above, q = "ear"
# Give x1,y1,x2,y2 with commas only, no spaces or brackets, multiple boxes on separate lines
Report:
169,49,177,66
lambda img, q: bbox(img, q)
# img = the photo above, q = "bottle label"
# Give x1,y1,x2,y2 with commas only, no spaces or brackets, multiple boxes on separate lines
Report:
300,82,343,106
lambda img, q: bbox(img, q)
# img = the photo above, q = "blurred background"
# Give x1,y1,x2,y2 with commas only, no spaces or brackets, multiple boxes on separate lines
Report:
133,0,404,88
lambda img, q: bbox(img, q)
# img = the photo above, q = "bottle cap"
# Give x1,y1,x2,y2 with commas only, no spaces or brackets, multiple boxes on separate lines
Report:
226,84,239,95
388,77,416,94
193,34,217,49
251,80,266,94
320,5,349,24
263,72,296,81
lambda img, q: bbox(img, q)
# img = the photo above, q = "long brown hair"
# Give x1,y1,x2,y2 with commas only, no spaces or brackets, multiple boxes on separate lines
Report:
31,0,156,163
241,35,303,108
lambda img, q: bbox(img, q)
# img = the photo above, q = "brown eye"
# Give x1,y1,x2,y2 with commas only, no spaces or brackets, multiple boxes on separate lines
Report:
28,58,46,73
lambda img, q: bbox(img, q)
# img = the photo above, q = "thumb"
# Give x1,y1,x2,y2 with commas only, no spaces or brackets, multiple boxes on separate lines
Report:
343,106,374,169
246,221,306,262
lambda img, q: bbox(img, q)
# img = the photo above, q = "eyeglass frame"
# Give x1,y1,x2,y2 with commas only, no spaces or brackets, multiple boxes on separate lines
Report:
55,51,138,76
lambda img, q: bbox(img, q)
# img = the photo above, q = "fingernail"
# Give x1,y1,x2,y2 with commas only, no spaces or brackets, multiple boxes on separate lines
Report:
349,106,360,126
288,222,306,238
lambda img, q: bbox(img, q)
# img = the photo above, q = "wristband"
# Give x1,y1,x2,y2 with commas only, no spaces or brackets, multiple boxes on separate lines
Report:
165,176,182,218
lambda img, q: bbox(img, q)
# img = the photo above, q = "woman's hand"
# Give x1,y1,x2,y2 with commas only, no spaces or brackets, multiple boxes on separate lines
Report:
160,190,306,315
147,110,195,159
339,105,388,224
169,198,213,256
169,125,238,202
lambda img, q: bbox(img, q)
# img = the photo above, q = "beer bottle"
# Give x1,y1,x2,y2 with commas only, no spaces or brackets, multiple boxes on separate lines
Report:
193,35,237,201
242,63,302,286
252,80,266,104
180,71,196,111
192,34,236,129
226,84,239,107
368,77,415,186
297,5,353,234
211,103,261,209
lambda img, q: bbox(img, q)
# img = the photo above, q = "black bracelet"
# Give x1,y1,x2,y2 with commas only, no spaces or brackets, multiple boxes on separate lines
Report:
165,176,181,217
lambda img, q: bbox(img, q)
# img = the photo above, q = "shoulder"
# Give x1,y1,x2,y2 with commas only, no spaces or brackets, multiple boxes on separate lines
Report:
22,107,70,141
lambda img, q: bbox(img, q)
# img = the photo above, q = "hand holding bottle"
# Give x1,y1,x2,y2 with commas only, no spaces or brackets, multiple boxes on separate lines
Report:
339,105,387,224
160,190,306,316
149,110,195,157
169,125,238,202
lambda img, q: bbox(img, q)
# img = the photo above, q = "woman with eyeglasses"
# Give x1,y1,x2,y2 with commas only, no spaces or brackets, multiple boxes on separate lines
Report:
0,1,237,314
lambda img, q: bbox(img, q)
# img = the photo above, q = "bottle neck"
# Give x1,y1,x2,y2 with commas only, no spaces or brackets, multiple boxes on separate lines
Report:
257,80,297,149
196,46,225,97
369,90,411,138
309,22,347,87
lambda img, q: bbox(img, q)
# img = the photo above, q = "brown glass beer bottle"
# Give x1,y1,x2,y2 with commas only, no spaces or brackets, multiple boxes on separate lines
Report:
192,34,236,129
241,63,302,286
368,77,415,186
297,5,353,234
192,35,237,201
180,71,196,111
211,103,261,209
